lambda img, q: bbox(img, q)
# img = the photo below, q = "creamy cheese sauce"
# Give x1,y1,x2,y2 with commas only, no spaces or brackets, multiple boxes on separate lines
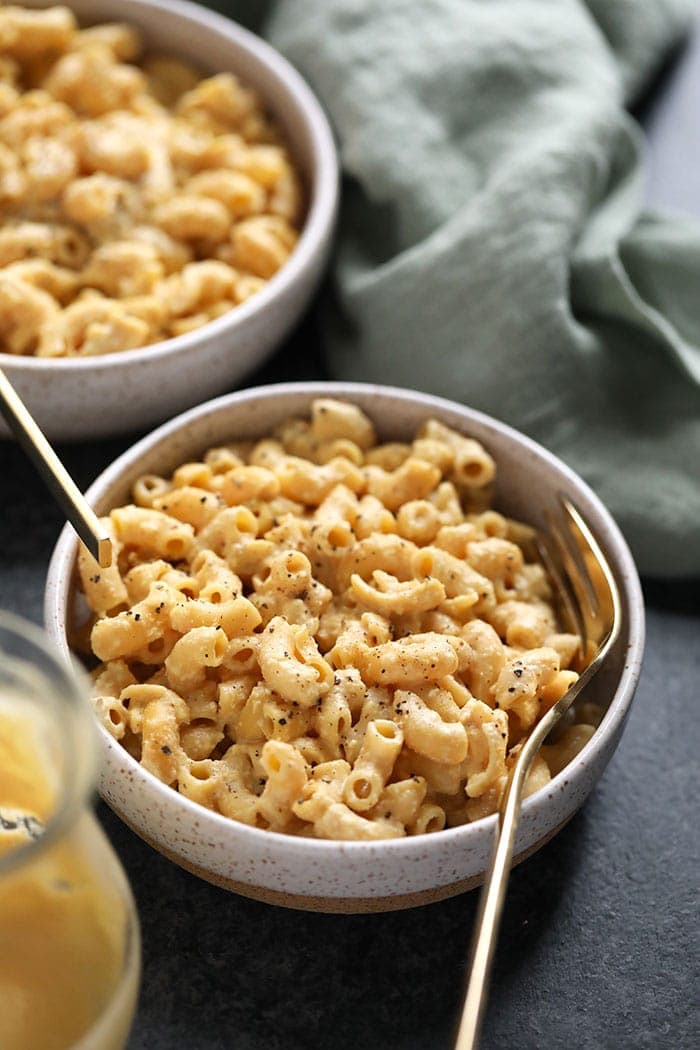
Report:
0,696,136,1050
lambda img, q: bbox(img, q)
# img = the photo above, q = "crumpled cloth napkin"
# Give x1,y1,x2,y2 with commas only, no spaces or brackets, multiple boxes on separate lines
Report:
224,0,700,577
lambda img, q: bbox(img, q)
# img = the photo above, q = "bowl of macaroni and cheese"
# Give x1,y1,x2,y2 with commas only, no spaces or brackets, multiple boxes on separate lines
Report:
45,383,645,911
0,1,337,439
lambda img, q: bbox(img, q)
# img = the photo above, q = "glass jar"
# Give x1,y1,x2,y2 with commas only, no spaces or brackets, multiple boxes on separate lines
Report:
0,612,140,1050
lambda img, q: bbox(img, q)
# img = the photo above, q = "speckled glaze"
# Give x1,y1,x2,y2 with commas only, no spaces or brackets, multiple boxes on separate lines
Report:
0,0,338,442
45,384,645,911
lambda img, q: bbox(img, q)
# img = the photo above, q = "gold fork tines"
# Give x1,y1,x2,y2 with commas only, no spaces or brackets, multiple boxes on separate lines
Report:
454,497,622,1050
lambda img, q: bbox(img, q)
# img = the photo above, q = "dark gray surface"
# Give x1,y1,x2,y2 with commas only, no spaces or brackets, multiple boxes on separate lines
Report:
1,22,700,1050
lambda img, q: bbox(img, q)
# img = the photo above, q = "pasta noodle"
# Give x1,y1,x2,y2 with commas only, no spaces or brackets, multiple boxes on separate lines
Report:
0,5,303,358
80,400,599,840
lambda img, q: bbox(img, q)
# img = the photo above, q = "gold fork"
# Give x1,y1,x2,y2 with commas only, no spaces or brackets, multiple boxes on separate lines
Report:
455,496,622,1050
0,367,111,568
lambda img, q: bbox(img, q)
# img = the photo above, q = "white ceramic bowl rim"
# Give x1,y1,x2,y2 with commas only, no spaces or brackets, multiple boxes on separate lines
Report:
1,0,338,372
46,382,645,859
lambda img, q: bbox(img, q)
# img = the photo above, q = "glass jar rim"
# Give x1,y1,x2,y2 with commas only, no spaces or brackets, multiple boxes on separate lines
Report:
0,610,97,877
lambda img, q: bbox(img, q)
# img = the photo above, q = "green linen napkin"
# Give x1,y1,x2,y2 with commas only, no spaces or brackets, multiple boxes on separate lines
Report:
223,0,700,577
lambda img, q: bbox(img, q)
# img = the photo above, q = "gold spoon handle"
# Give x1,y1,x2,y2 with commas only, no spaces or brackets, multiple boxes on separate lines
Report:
0,367,111,568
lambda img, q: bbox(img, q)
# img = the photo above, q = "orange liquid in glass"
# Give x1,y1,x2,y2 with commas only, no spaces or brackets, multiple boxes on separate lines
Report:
0,698,133,1050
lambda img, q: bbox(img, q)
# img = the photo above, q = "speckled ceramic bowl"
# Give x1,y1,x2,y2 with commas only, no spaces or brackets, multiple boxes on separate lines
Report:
45,383,645,912
0,0,337,441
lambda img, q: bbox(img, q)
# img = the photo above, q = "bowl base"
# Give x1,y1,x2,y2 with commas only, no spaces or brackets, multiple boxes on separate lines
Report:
113,805,574,913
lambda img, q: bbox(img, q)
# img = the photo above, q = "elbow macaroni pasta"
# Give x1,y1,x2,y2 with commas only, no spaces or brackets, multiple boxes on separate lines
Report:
80,399,599,840
0,5,302,357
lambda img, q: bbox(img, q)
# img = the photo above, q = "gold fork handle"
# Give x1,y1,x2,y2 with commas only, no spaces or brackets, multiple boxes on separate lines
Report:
454,746,530,1050
454,655,605,1050
456,499,622,1049
0,368,112,568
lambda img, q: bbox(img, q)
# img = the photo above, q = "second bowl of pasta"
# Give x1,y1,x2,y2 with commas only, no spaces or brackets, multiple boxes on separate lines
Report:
0,0,337,439
45,382,644,911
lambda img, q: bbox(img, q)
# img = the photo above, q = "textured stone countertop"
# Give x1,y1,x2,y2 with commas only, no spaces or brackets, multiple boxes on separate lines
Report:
1,20,699,1050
